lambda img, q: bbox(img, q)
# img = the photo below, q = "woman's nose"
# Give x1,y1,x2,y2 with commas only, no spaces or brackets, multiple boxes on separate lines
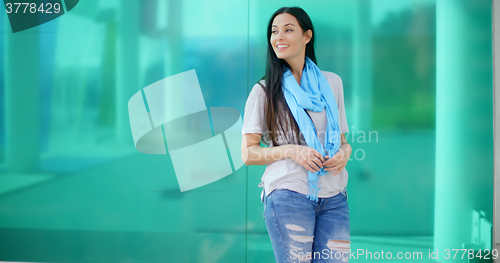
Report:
276,30,284,40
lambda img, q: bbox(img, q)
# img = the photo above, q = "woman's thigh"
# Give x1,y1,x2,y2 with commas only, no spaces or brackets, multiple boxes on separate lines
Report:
264,189,317,263
312,190,350,263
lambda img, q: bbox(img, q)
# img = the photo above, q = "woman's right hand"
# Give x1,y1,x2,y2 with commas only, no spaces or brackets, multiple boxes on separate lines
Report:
286,145,325,173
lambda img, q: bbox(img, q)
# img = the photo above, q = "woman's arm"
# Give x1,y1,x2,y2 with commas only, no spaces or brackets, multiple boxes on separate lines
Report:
241,133,325,172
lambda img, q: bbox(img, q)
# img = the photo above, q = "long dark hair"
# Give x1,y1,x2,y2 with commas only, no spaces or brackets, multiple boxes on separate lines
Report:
260,6,317,146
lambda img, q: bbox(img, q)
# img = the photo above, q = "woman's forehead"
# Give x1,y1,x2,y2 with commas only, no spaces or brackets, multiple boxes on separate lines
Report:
272,13,298,27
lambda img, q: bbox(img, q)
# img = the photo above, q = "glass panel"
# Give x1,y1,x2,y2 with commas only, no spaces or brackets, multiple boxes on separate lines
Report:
0,0,248,262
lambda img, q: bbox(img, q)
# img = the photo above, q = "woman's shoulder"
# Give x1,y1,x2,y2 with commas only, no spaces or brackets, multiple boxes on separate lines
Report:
255,79,266,88
320,70,342,83
320,70,344,92
248,80,267,100
250,80,266,93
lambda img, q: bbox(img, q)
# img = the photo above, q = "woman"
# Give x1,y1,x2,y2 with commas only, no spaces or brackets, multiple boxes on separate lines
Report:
241,6,352,263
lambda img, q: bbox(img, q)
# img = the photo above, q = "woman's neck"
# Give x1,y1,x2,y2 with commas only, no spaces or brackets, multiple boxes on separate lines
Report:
287,56,306,85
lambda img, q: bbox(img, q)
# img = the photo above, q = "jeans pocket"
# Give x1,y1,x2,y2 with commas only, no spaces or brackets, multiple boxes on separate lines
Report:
340,187,348,201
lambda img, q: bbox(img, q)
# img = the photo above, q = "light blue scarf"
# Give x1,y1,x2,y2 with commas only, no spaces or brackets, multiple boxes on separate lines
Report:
282,56,340,201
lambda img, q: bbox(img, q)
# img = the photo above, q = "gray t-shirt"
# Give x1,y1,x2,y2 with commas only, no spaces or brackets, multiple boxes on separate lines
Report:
242,70,349,202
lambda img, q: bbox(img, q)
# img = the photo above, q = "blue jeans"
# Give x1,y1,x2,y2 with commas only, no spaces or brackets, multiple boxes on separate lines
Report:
263,188,350,263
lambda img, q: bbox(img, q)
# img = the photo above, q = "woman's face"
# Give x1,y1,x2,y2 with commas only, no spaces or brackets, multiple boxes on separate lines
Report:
270,13,311,63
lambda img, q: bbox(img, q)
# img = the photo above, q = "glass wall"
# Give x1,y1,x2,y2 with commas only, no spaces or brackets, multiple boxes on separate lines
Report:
0,0,493,262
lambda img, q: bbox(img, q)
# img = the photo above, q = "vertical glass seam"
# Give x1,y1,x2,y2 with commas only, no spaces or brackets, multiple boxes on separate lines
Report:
245,0,250,262
60,0,68,14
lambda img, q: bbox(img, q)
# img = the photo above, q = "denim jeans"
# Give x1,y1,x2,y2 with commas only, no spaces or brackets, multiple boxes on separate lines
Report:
263,188,350,263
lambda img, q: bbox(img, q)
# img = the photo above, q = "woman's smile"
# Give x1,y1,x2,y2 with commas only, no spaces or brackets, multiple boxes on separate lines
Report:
276,44,290,51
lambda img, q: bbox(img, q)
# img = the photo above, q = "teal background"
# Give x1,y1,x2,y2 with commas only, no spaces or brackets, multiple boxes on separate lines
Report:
0,0,494,262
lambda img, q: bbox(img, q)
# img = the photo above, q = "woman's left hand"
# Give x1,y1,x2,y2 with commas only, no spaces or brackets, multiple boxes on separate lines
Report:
323,142,352,176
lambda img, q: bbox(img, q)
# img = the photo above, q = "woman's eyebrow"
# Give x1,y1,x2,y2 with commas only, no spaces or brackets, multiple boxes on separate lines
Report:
272,23,295,27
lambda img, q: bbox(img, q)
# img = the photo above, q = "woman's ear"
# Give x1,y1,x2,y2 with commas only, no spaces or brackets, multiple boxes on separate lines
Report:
304,29,313,45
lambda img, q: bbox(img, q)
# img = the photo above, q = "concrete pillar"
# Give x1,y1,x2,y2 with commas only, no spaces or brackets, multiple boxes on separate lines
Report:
435,1,493,260
351,0,372,133
3,15,41,173
116,0,140,144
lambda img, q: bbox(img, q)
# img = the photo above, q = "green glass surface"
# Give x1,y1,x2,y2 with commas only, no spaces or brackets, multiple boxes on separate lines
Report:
0,0,494,262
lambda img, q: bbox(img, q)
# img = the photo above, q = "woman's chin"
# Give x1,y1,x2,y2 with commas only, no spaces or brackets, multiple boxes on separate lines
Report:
276,54,289,60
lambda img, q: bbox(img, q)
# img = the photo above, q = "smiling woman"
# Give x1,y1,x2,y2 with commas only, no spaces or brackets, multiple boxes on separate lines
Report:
241,6,352,263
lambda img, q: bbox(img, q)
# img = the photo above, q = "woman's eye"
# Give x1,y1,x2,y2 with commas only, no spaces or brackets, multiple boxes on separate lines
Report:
271,29,291,34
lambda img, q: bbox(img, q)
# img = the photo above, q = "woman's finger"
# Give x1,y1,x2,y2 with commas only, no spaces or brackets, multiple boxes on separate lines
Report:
328,155,344,166
332,167,344,175
326,164,341,172
315,151,325,163
306,163,317,173
323,158,335,167
311,158,323,169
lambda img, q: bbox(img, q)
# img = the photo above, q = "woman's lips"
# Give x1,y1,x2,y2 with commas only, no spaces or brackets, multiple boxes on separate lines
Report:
276,44,290,51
